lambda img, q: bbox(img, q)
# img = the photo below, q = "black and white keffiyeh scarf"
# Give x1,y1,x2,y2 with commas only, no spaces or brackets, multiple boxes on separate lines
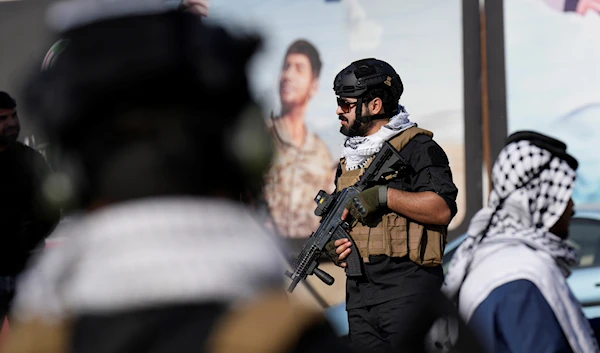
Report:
443,140,577,296
442,139,599,353
12,198,286,321
341,105,415,170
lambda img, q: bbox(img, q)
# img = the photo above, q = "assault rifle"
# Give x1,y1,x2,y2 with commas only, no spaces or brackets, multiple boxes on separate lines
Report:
285,141,409,292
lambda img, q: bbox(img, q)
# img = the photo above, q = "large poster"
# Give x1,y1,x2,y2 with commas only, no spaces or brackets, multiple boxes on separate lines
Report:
505,0,600,209
209,0,467,237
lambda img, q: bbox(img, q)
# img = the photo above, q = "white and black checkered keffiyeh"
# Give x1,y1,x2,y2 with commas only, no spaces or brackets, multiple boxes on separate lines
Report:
12,198,286,321
342,105,415,170
442,140,600,353
443,140,577,297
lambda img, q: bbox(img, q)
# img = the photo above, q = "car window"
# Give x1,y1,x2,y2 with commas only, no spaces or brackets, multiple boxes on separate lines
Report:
567,218,600,269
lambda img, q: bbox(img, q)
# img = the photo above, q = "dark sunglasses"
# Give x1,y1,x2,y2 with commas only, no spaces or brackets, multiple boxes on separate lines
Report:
337,97,357,113
0,111,17,121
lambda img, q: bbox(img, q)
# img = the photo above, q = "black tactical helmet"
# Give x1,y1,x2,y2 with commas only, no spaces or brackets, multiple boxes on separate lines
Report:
333,58,403,124
334,58,403,100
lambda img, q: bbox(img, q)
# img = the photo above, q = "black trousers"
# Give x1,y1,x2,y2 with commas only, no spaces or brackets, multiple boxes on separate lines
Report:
348,293,438,353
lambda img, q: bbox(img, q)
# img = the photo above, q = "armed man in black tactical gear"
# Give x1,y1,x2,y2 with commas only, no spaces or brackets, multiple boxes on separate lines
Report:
329,58,459,352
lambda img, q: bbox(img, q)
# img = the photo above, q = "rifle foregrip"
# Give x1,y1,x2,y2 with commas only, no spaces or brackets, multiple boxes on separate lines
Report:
314,267,335,285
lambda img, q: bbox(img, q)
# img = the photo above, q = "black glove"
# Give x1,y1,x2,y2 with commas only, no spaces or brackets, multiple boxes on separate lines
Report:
345,185,388,225
325,240,343,267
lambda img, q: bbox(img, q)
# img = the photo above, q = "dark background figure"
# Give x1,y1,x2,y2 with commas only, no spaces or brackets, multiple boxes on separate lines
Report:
0,91,60,330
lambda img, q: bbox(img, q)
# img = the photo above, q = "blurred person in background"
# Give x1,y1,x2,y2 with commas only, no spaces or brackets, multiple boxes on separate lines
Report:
3,4,348,353
0,91,59,334
443,131,599,353
263,39,336,238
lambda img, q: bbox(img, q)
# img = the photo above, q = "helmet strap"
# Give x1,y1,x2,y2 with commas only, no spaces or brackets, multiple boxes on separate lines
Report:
354,97,388,123
348,97,388,136
354,97,363,124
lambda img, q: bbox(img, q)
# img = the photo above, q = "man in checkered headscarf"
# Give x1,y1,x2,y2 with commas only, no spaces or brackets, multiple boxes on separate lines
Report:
442,131,599,353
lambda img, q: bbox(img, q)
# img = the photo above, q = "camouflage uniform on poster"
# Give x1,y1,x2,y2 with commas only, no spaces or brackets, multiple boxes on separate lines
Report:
265,117,335,238
263,39,335,238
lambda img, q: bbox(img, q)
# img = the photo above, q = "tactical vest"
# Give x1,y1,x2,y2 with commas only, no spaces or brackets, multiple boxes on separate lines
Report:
337,127,447,267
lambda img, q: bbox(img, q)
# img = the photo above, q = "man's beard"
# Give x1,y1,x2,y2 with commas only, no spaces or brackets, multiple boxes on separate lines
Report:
339,116,375,137
0,127,20,147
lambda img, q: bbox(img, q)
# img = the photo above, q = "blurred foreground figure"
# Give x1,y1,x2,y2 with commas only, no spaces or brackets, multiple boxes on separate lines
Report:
4,6,345,353
443,131,600,353
29,0,209,163
0,92,59,332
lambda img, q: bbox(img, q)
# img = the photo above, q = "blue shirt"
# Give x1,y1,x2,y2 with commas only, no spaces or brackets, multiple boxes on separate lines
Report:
469,279,573,353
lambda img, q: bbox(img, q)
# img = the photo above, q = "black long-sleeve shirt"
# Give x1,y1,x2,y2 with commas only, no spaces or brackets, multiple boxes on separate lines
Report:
337,134,458,310
0,142,60,275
